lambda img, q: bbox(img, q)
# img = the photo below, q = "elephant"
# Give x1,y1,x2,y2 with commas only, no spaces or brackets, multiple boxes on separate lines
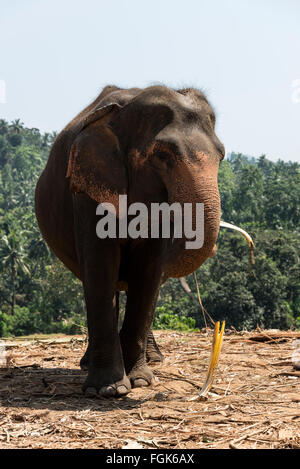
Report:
35,84,225,397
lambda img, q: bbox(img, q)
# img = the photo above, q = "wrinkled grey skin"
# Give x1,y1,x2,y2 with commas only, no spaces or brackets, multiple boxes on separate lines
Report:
35,85,224,397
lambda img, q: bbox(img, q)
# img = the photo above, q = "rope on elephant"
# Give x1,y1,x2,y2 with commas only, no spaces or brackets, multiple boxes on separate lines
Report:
193,271,215,329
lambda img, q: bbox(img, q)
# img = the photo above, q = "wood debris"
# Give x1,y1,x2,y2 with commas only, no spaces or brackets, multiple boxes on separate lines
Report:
0,330,299,449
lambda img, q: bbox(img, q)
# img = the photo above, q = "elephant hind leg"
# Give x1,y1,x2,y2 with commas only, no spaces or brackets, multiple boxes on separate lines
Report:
146,330,164,363
80,348,89,371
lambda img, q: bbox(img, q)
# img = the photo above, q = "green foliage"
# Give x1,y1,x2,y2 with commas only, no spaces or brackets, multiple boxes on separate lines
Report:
156,153,300,331
0,121,299,335
0,306,86,337
153,306,198,331
0,119,84,336
0,306,37,337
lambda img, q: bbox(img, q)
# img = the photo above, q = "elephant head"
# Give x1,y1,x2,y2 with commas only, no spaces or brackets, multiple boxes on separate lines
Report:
66,85,225,278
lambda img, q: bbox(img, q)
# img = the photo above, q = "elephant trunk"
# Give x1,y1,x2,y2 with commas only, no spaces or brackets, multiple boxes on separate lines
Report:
163,158,221,277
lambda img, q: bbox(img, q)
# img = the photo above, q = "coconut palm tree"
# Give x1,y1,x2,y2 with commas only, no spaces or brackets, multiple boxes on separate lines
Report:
0,119,8,135
0,232,30,315
9,119,23,134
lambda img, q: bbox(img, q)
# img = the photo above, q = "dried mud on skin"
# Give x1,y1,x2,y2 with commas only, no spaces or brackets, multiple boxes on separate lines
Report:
0,330,299,449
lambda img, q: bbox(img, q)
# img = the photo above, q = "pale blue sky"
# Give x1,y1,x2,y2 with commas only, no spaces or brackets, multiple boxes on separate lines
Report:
0,0,299,162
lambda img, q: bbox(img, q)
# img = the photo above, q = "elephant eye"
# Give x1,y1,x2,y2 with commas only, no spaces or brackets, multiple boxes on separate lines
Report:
157,150,170,161
149,141,178,169
151,151,171,170
150,147,174,170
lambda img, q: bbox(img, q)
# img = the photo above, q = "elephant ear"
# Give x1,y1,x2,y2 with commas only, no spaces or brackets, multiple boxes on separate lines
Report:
66,104,127,215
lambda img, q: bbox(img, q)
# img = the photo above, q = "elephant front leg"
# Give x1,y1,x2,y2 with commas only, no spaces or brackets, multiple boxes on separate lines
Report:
80,327,164,371
74,195,130,397
79,292,121,371
120,241,164,388
82,259,130,397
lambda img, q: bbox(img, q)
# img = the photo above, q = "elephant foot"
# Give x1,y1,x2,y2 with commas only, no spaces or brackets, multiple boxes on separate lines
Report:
128,364,153,388
82,366,131,398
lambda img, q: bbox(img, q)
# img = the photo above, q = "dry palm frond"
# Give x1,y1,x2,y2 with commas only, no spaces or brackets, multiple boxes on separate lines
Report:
198,320,225,398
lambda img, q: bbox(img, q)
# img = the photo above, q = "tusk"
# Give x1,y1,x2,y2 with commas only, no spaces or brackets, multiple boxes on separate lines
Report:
179,277,192,294
220,220,255,264
220,220,254,246
198,320,225,398
180,221,255,294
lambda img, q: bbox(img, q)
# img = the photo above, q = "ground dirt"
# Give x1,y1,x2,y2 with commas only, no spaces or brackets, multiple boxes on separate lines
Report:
0,329,299,449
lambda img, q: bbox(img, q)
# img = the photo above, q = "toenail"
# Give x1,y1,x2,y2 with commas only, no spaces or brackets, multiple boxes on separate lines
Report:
133,378,150,388
117,385,129,395
101,386,115,397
